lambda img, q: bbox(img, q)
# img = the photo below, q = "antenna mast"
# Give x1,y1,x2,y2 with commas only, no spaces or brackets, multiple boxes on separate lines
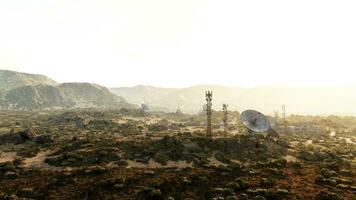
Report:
281,105,287,133
273,110,279,128
205,91,213,137
222,104,228,135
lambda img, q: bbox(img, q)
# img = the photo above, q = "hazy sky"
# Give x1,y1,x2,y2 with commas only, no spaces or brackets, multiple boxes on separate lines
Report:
1,0,356,88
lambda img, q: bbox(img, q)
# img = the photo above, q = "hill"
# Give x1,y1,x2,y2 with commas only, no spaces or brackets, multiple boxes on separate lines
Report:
59,83,131,109
111,85,356,115
0,70,57,91
0,83,133,111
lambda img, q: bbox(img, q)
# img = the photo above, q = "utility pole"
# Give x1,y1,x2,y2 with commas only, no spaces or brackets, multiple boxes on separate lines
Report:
222,104,228,135
205,91,213,137
273,110,279,128
282,105,287,133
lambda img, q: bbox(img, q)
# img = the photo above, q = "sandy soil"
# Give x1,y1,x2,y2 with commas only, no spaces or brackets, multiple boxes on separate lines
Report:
284,155,298,163
0,152,17,163
208,156,227,167
23,150,61,170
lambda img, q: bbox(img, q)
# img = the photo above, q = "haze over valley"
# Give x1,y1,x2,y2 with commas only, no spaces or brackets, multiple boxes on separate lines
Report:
1,69,356,115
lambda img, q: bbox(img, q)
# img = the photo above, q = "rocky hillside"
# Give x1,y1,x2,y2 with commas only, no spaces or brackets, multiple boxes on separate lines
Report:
0,85,70,110
59,83,131,109
0,69,134,110
0,70,58,91
0,83,133,111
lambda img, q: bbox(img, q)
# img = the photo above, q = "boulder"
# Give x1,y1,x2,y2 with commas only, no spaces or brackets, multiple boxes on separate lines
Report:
19,128,37,140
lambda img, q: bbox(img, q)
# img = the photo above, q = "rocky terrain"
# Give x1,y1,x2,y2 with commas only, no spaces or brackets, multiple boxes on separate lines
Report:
0,110,354,199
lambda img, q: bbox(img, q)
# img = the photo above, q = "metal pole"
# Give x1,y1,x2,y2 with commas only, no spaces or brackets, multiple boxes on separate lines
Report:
205,91,213,137
282,105,287,133
223,104,228,135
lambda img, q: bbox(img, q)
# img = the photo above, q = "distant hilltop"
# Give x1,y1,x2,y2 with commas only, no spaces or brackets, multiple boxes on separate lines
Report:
0,70,58,91
111,85,356,116
0,70,134,111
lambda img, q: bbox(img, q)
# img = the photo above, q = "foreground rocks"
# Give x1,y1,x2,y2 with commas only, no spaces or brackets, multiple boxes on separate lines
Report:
0,110,355,199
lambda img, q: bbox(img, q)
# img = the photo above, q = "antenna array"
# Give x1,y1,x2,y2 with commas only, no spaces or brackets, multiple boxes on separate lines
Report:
205,91,213,137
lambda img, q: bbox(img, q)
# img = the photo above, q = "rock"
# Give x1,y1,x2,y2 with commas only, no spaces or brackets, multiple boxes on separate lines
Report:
113,184,124,190
328,193,341,200
276,140,289,148
275,189,289,196
183,177,192,184
227,163,241,171
248,169,257,175
316,191,341,200
149,189,162,198
144,170,155,175
215,152,231,164
270,158,287,167
20,128,37,140
339,169,352,176
260,178,272,186
12,158,24,167
194,176,209,185
18,188,34,197
291,162,302,168
254,195,266,200
238,193,248,200
319,168,336,178
0,161,15,171
226,195,238,200
4,171,18,179
84,166,108,175
247,189,267,196
336,178,352,184
315,175,337,185
235,178,249,189
221,172,230,176
213,188,225,193
224,188,235,196
298,150,318,161
266,168,280,175
0,128,38,144
336,184,349,190
226,182,240,191
0,192,20,200
34,135,54,144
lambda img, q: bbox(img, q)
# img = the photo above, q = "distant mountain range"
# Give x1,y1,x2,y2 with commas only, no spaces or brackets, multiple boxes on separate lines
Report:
2,69,356,115
111,85,356,115
0,70,133,110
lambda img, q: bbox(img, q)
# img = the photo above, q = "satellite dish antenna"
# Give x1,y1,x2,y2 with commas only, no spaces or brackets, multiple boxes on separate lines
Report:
241,110,271,133
240,110,280,139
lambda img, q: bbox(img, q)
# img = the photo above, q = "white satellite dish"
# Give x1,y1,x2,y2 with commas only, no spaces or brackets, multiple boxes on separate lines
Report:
240,110,271,133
